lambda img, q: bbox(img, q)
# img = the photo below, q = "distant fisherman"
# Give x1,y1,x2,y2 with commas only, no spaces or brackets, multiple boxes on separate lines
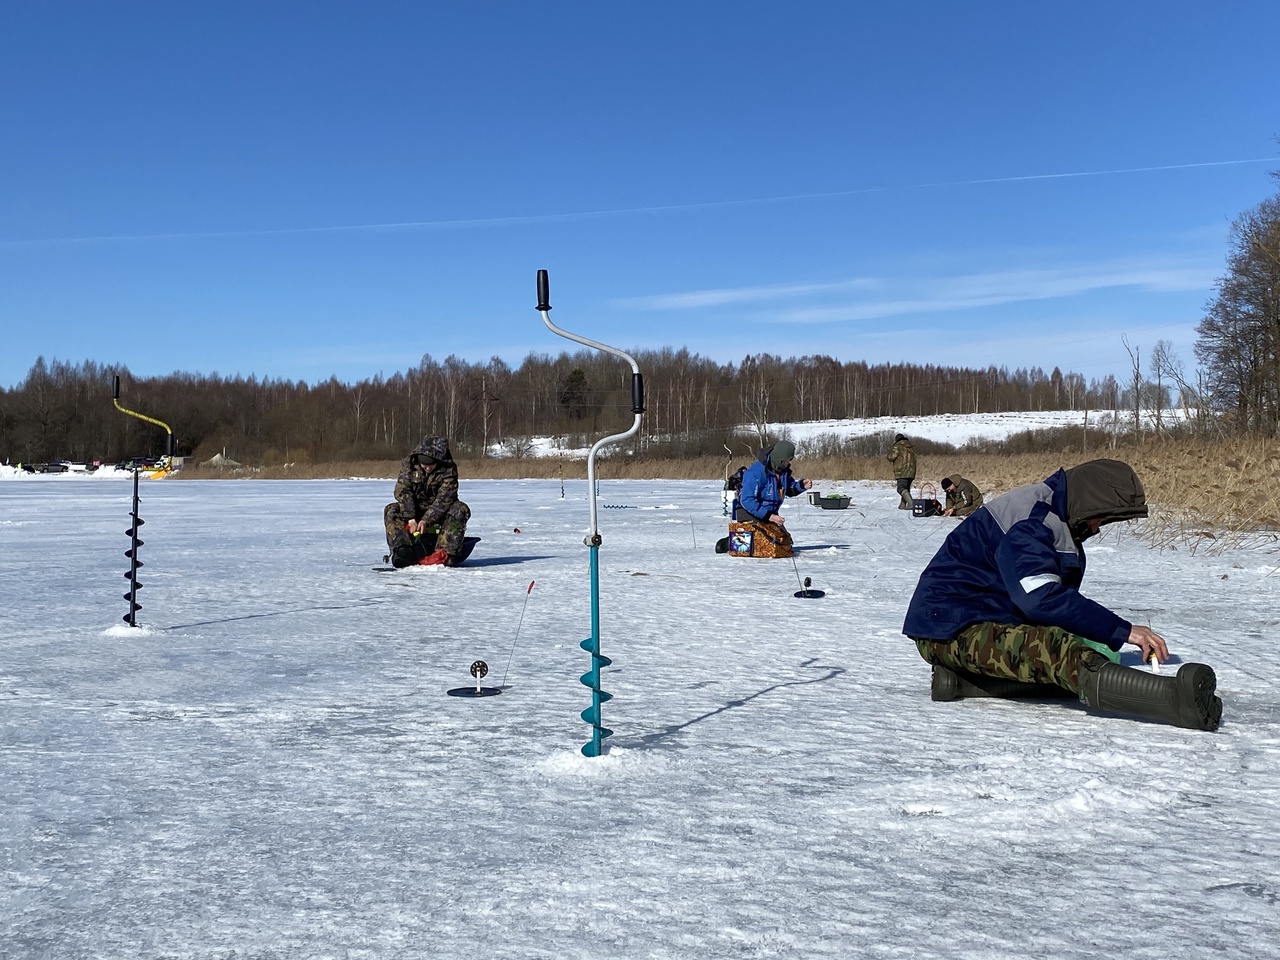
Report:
887,433,916,510
940,475,983,517
736,440,813,527
903,459,1222,730
384,436,471,567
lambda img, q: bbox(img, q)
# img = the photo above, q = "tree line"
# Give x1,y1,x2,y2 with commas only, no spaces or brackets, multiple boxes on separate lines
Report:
1,351,1176,466
5,164,1276,465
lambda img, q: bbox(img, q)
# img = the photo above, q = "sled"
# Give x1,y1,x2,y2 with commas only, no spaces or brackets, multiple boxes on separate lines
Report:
375,536,482,571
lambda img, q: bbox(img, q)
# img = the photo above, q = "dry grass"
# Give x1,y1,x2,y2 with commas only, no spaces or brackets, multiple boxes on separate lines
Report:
862,440,1280,553
173,440,1280,548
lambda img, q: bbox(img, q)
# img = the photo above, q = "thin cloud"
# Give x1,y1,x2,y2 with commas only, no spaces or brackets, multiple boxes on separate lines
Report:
780,261,1217,324
626,256,1219,325
4,158,1271,246
615,277,878,310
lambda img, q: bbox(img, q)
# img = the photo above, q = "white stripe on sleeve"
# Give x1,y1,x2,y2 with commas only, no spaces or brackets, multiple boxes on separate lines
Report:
1019,573,1062,593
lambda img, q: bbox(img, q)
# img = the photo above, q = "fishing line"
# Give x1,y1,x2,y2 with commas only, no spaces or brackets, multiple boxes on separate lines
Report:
499,580,536,689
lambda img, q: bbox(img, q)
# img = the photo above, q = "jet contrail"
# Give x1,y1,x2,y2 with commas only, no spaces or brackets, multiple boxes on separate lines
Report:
5,157,1273,246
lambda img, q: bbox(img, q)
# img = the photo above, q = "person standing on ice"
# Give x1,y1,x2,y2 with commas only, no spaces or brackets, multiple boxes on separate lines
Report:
383,436,471,567
887,433,916,510
902,458,1222,731
736,440,812,529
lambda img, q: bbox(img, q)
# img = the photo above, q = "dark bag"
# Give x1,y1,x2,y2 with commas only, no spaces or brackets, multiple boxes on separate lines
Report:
912,482,942,518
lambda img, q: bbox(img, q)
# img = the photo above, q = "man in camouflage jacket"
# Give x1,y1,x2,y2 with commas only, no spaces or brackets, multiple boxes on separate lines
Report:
383,436,471,567
940,475,984,517
887,433,916,510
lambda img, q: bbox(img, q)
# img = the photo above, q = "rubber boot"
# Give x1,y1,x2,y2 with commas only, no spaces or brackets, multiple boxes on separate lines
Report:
931,665,1073,702
1078,661,1222,731
389,529,421,569
898,490,913,510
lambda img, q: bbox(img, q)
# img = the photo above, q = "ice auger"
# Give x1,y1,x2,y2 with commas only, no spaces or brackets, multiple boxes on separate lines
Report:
112,375,174,626
536,269,645,757
123,468,145,626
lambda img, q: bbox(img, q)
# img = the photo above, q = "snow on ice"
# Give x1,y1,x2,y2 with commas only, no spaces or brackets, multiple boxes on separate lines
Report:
2,420,1278,958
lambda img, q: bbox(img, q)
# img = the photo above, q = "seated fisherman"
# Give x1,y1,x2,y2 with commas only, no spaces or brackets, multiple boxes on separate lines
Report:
903,458,1221,731
940,475,984,517
736,440,813,536
383,436,471,567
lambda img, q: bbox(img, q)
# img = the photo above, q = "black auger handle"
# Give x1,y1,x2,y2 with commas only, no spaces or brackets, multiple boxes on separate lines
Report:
536,269,551,312
631,373,645,414
113,375,121,400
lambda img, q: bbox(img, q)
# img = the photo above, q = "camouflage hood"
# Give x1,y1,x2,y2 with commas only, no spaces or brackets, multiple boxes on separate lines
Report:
412,436,455,465
1063,459,1147,536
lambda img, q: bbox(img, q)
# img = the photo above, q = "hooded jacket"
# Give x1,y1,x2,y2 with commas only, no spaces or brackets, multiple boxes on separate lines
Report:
902,461,1147,649
942,475,984,517
887,436,916,480
738,444,805,521
393,436,462,527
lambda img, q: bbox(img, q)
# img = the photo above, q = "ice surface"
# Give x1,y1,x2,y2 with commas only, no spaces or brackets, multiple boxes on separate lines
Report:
2,471,1278,958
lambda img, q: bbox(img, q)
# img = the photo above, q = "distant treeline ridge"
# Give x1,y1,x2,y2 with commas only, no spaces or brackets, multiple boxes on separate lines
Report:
0,350,1190,465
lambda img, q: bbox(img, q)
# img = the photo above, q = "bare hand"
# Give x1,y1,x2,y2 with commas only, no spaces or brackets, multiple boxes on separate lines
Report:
1127,625,1169,664
769,513,785,525
943,508,955,516
802,479,813,490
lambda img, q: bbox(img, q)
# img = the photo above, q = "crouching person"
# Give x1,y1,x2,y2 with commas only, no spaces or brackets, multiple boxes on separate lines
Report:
384,436,471,568
734,440,812,551
902,459,1222,731
940,475,983,517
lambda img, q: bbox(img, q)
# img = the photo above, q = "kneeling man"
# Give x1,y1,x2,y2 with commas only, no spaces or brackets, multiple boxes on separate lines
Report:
903,459,1221,730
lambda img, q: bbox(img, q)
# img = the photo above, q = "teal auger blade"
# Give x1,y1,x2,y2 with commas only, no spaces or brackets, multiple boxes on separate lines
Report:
579,729,615,758
579,671,618,693
581,704,614,725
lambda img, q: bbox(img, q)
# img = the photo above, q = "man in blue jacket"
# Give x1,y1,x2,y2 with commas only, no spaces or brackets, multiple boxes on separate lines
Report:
736,440,813,528
903,459,1221,731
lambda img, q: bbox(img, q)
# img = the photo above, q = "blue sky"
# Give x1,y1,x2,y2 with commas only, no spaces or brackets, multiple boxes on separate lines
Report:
2,1,1277,390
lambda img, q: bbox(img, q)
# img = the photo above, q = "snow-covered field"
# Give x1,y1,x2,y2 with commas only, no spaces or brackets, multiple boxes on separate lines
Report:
517,408,1178,457
3,468,1279,958
769,408,1157,445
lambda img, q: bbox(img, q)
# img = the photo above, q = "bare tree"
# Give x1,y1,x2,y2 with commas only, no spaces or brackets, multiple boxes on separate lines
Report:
739,354,776,448
1196,188,1280,435
1123,336,1143,441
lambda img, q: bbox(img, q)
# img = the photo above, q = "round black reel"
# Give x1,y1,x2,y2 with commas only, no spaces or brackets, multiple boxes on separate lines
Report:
792,575,825,599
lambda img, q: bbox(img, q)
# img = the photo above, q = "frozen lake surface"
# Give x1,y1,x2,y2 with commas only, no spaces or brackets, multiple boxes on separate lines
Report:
2,475,1278,958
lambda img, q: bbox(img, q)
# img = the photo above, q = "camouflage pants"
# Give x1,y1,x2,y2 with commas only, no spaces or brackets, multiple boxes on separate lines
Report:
914,622,1112,694
383,500,471,556
947,496,982,518
896,478,913,509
